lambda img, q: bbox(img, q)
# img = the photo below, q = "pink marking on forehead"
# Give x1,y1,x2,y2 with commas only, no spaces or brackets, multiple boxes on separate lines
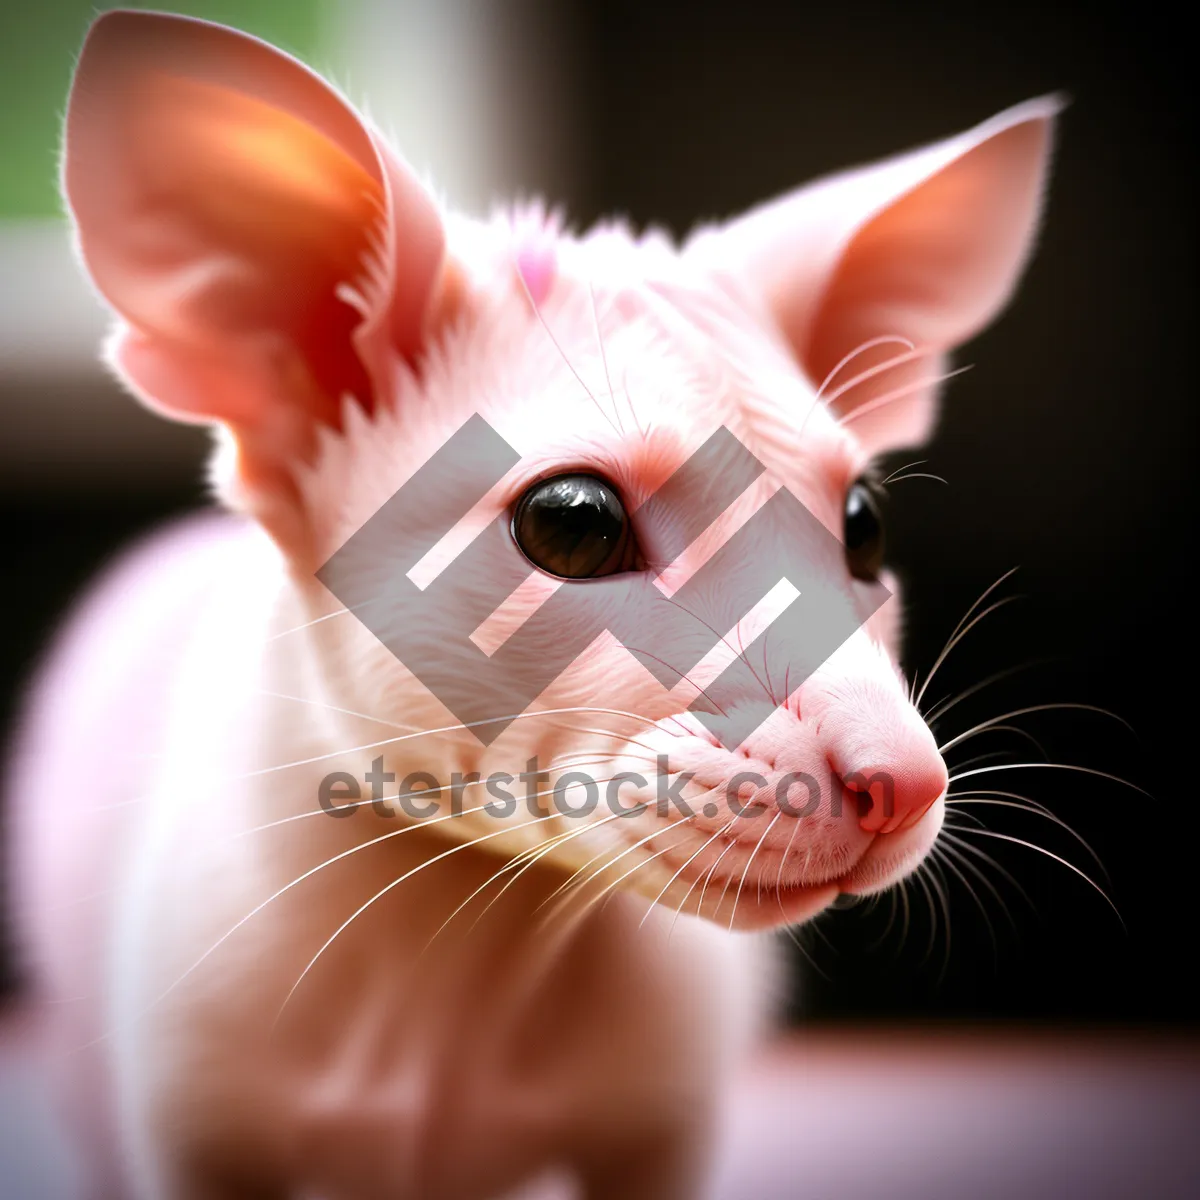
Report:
515,234,557,308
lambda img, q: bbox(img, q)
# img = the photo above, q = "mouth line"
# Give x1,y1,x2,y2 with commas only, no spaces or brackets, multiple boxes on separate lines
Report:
654,834,867,900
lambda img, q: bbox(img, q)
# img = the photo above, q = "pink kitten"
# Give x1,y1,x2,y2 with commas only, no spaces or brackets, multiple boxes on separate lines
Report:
8,10,1056,1198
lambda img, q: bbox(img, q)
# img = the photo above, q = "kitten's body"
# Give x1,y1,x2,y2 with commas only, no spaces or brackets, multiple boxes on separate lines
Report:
14,512,768,1199
7,11,1057,1198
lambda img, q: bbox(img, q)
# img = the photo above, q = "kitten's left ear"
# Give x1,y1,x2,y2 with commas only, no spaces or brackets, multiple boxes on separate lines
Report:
689,97,1061,453
62,10,456,559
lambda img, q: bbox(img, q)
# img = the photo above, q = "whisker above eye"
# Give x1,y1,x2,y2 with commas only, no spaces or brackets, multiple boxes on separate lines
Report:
799,333,915,437
825,344,941,410
836,363,973,430
515,252,622,437
589,278,644,439
881,470,949,488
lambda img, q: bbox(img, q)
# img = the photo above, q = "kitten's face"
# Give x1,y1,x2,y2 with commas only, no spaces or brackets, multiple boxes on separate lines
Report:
61,11,1053,931
296,230,946,931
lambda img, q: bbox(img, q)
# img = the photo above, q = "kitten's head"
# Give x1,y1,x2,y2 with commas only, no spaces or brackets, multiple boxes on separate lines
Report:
63,10,1057,929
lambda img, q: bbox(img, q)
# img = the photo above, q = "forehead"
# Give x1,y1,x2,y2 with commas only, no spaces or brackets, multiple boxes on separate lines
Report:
465,248,866,525
303,225,869,559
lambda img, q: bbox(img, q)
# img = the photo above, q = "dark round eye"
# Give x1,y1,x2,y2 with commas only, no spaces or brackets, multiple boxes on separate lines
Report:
844,480,884,581
513,474,633,579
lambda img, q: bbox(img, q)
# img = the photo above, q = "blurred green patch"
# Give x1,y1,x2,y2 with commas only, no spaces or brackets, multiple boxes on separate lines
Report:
0,1,323,219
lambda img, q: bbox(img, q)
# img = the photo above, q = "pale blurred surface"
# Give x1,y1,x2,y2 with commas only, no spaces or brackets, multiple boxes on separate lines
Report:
3,1020,1199,1198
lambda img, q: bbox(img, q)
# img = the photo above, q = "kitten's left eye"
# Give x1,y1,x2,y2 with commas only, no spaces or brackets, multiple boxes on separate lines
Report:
844,480,884,581
513,474,634,579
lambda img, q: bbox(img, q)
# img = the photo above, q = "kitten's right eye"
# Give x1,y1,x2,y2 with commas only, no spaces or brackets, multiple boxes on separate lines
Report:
513,474,635,579
844,480,884,581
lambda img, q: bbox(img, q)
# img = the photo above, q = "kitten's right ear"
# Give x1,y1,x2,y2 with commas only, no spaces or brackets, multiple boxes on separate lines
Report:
689,98,1060,455
63,10,453,550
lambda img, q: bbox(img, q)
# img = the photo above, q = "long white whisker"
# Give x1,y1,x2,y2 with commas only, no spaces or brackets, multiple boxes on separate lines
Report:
589,278,639,437
927,860,953,983
938,826,1035,911
946,725,1046,763
884,470,949,488
825,344,939,409
931,842,1002,957
516,256,621,436
799,334,915,436
915,597,1022,714
237,755,638,836
947,761,1150,799
266,605,355,643
923,659,1051,726
947,791,1107,875
546,722,663,760
936,836,1015,934
687,827,745,931
166,769,633,1009
668,823,741,938
466,808,644,935
951,827,1125,928
561,835,694,931
537,811,698,917
911,867,940,967
817,335,916,400
916,567,1021,711
837,364,973,429
276,811,565,1027
938,703,1133,756
728,811,783,931
427,807,645,952
257,689,408,730
639,817,738,930
658,594,776,709
238,705,657,782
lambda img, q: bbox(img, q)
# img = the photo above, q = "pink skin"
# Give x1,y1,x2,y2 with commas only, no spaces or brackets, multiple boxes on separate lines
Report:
7,10,1058,1200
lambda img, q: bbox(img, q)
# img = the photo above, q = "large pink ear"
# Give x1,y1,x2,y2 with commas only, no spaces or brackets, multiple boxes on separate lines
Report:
689,97,1061,453
63,10,453,549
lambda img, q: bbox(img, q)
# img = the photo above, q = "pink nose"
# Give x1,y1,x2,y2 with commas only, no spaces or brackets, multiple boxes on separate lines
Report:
840,753,948,834
811,686,949,835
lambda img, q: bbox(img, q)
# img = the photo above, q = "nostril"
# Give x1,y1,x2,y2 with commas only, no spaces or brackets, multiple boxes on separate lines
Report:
846,785,874,821
842,772,895,831
844,757,947,835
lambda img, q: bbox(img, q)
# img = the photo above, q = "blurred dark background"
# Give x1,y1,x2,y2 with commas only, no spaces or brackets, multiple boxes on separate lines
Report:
1,0,1195,1030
